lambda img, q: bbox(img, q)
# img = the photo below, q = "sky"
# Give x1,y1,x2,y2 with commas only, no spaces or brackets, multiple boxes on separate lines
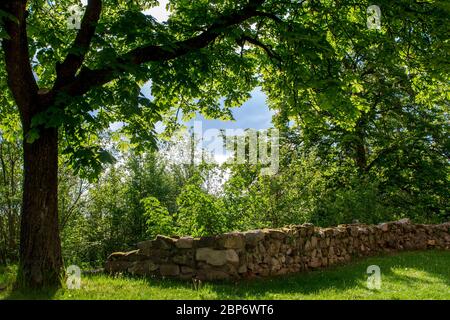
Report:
139,83,275,164
142,0,171,23
136,1,274,164
141,1,274,133
140,82,274,133
188,88,274,132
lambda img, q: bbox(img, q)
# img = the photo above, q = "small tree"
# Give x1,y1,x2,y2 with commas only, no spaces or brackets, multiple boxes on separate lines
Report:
176,173,226,237
142,196,174,237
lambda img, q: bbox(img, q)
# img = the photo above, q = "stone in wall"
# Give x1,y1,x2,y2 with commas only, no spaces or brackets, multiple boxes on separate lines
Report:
105,219,450,281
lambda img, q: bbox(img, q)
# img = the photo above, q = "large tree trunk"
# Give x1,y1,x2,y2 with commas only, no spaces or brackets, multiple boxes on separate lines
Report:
1,0,63,289
18,127,63,288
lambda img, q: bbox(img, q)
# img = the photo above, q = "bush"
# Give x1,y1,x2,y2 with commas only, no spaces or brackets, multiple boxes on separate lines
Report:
142,196,174,238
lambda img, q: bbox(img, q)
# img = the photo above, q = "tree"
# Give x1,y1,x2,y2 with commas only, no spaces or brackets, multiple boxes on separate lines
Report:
0,0,267,288
0,0,447,288
0,103,22,264
176,172,226,237
142,196,174,238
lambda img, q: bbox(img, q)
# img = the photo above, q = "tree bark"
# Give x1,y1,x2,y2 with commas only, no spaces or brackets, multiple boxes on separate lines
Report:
0,0,62,287
18,127,62,288
353,116,368,174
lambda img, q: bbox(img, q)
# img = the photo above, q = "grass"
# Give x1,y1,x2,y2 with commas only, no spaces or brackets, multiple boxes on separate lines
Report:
1,250,449,300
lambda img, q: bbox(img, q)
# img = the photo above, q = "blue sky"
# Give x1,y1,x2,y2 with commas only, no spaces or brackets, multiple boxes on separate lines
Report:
188,88,274,131
138,83,274,164
110,1,275,164
140,81,275,133
140,2,275,132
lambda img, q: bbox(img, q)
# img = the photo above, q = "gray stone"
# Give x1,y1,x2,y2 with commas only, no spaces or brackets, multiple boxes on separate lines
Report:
195,236,217,248
309,258,321,268
105,220,450,281
265,229,286,240
154,235,176,249
181,266,193,274
219,232,246,249
105,260,132,273
398,218,411,224
267,240,281,255
137,240,153,251
176,237,194,248
160,264,180,276
196,248,239,266
128,260,158,275
304,240,312,251
310,236,318,248
226,249,239,264
107,250,141,261
244,230,265,246
172,253,194,266
238,264,248,274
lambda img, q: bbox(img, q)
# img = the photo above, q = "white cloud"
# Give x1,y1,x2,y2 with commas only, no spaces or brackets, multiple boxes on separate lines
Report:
143,0,170,22
213,152,232,165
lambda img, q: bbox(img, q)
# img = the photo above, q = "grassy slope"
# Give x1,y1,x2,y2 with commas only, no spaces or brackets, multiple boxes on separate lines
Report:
1,250,449,300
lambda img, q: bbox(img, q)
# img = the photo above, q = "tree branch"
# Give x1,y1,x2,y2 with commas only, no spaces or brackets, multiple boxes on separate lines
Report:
254,11,284,24
54,0,102,88
365,145,399,172
0,0,38,123
238,34,281,61
54,0,266,99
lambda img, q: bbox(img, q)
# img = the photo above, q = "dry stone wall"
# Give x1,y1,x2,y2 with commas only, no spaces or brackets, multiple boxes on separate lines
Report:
105,219,450,281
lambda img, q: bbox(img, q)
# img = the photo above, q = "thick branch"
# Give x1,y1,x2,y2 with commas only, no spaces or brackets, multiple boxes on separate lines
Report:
238,35,281,61
0,1,38,124
365,144,399,173
55,0,266,98
254,11,284,24
54,0,102,88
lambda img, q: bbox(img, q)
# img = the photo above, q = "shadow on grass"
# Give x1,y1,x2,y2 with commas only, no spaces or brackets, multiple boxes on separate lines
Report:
2,250,449,300
4,287,59,300
0,265,59,300
139,250,450,299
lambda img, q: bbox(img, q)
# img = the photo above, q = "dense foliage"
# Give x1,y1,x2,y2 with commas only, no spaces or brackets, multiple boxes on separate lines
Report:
0,0,448,274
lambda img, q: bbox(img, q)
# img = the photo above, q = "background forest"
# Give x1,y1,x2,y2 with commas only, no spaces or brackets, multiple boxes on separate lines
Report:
1,96,448,267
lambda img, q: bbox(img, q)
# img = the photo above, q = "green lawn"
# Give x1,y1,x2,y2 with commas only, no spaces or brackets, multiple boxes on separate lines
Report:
1,250,449,300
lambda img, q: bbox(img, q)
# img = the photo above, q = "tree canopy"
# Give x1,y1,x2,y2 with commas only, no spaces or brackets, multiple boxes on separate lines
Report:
1,0,446,175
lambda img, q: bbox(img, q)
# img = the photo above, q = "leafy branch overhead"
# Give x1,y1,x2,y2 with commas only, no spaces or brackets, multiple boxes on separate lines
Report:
0,0,448,186
1,0,270,105
1,1,447,146
0,0,290,173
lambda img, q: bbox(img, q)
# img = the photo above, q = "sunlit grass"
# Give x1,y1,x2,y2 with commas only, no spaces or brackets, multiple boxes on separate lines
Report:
1,250,449,300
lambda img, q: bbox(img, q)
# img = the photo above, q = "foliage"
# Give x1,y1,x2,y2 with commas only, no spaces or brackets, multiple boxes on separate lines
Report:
176,172,226,237
2,0,448,177
221,123,448,229
142,196,174,237
0,111,22,264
